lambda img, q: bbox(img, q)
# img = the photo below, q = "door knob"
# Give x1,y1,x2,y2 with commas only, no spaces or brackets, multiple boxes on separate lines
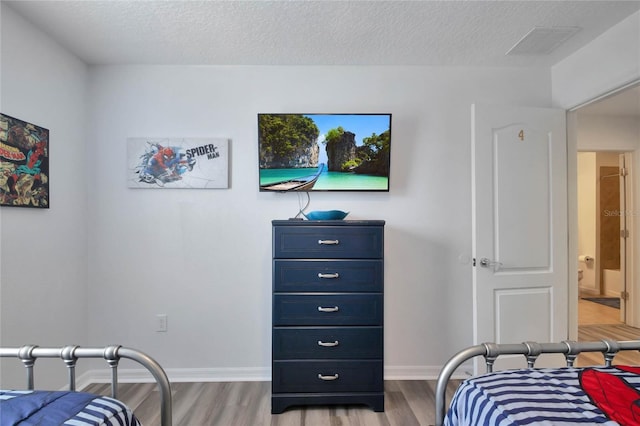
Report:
479,258,502,269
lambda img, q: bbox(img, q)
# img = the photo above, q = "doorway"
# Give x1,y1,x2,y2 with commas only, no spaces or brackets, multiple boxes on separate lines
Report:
571,83,640,344
577,151,628,326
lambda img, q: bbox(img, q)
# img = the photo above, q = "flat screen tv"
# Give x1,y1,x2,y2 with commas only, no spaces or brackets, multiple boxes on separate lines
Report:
258,113,391,192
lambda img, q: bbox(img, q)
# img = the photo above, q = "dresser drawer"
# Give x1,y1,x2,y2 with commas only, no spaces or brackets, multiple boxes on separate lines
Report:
273,294,383,326
273,226,383,259
272,360,383,393
273,260,383,292
273,327,382,359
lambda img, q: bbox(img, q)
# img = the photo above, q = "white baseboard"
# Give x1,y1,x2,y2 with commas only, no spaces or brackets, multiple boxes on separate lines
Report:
77,367,271,390
384,364,473,380
579,286,600,297
77,364,472,390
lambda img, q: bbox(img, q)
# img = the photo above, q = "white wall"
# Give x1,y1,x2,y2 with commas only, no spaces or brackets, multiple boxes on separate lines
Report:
552,11,640,109
85,65,551,378
577,152,597,292
577,115,640,151
0,4,89,388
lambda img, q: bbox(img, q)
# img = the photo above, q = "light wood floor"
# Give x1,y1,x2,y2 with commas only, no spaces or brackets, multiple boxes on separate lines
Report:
83,299,639,426
576,297,640,366
577,297,623,325
84,379,462,426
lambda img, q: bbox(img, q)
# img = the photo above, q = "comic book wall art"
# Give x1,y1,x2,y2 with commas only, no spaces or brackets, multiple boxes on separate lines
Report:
0,114,50,208
127,138,229,189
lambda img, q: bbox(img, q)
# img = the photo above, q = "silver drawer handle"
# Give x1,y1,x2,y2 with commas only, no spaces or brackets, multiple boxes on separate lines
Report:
317,306,339,313
318,373,339,381
318,273,339,279
318,239,339,245
317,340,339,347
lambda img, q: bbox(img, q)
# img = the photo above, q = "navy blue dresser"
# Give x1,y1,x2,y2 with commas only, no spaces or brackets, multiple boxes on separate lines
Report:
271,220,385,414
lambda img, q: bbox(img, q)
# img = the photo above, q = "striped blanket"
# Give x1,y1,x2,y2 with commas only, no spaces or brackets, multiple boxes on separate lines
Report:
0,390,141,425
445,366,640,425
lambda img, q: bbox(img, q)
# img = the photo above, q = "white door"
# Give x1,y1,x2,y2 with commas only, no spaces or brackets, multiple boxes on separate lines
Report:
472,104,568,372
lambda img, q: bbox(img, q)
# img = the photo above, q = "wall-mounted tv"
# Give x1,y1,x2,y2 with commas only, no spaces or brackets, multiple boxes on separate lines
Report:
258,113,391,192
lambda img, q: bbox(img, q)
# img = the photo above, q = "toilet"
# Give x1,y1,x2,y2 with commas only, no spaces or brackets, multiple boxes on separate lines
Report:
578,269,583,282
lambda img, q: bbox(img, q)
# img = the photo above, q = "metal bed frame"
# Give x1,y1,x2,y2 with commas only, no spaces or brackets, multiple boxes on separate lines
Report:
0,345,172,426
434,339,640,426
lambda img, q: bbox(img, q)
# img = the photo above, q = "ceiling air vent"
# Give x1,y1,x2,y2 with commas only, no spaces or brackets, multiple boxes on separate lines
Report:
506,26,581,56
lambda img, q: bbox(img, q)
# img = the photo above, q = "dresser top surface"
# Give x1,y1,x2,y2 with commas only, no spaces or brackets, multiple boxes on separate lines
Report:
272,219,385,226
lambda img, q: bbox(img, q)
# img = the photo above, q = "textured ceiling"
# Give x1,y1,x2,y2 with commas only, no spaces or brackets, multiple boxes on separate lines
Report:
5,0,640,67
5,1,640,116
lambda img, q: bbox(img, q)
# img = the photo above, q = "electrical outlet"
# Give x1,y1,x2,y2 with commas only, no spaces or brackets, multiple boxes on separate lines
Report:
156,314,168,332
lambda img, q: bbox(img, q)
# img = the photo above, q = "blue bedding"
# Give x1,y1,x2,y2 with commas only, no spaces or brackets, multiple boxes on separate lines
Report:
445,366,640,425
0,390,141,426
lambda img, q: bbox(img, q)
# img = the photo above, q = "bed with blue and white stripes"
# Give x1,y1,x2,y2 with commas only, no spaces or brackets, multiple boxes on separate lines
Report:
445,365,640,425
0,389,141,426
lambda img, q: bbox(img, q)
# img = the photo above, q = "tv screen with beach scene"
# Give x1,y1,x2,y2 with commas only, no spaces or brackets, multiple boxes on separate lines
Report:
258,113,391,192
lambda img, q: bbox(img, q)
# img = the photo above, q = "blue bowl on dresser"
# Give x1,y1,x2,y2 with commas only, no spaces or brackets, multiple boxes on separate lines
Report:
303,210,349,220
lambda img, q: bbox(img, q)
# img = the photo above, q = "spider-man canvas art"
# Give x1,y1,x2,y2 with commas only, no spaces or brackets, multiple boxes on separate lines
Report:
0,114,49,208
